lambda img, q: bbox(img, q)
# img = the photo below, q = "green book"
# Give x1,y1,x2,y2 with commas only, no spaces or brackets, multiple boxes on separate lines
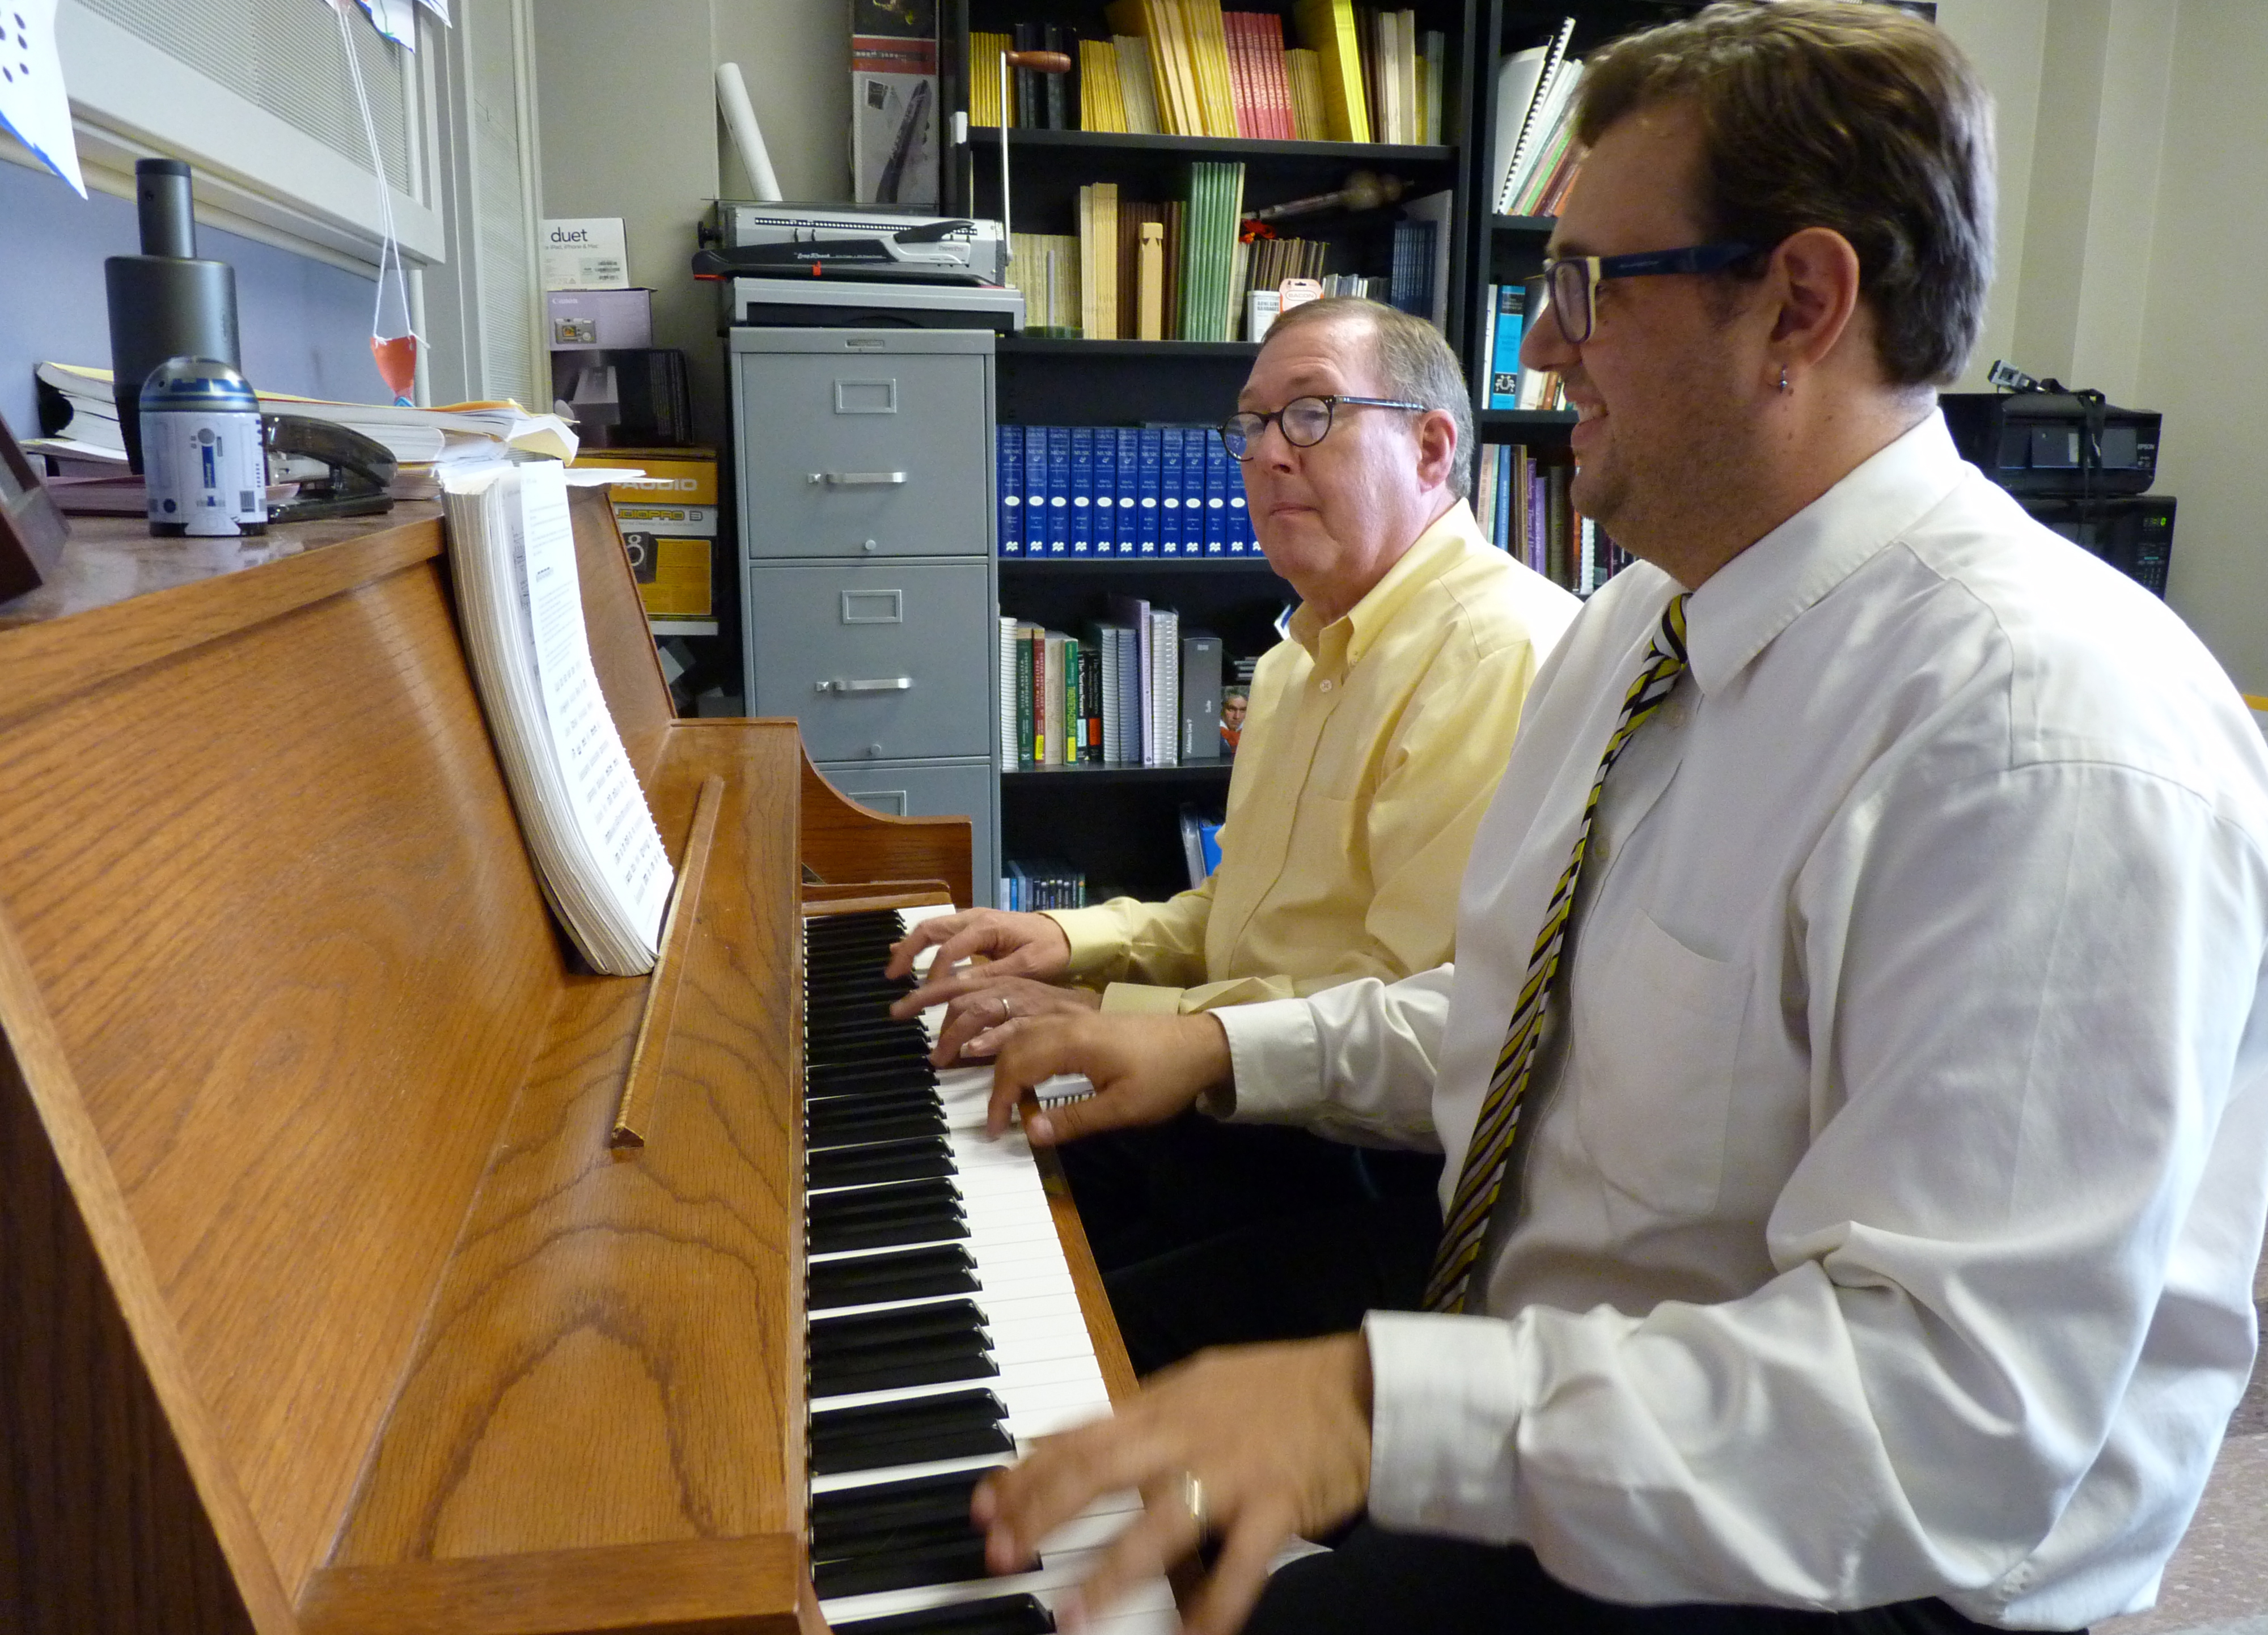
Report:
1015,626,1036,767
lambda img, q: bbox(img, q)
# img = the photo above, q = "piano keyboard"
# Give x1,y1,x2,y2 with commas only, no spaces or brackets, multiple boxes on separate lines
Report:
804,909,1177,1635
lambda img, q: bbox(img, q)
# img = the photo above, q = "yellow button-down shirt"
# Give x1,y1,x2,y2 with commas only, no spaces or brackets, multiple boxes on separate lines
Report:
1043,499,1580,1013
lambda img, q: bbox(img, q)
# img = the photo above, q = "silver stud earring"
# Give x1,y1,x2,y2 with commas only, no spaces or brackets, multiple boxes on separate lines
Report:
1778,366,1791,395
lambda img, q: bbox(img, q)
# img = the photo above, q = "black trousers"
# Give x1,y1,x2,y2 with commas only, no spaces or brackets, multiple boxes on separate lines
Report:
1061,1112,1442,1378
1247,1528,2085,1635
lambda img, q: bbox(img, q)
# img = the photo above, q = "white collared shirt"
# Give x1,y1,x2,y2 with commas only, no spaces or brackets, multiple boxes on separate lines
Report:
1217,414,2268,1627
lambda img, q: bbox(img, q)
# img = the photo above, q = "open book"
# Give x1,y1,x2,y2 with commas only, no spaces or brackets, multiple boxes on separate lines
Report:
443,460,673,975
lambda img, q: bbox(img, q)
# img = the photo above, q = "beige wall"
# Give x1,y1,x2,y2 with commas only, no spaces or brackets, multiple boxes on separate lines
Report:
1941,0,2268,695
532,0,852,447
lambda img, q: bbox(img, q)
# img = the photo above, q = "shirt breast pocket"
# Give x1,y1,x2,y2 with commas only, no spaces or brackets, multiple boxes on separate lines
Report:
1569,909,1747,1218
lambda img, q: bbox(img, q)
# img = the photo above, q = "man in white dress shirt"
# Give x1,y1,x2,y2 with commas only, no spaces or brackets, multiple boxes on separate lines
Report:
964,5,2268,1634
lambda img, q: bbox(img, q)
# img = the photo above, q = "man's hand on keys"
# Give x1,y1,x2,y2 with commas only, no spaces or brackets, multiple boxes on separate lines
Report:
984,1011,1232,1143
974,1333,1374,1635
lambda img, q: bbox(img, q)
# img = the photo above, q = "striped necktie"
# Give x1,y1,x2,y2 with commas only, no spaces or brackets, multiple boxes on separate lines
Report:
1424,593,1691,1314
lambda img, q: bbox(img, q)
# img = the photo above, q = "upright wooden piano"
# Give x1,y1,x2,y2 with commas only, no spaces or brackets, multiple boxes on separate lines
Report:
0,492,1130,1633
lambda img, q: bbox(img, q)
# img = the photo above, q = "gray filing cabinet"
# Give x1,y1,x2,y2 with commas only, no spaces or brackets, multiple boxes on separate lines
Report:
731,327,998,904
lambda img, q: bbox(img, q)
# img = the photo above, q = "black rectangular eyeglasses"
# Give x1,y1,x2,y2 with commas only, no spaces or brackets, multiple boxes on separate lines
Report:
1539,242,1757,344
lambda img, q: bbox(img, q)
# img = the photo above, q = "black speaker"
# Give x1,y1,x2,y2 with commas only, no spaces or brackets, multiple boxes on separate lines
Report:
105,160,241,473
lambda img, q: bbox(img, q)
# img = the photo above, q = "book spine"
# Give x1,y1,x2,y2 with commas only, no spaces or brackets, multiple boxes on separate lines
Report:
1137,428,1163,554
999,616,1018,763
1225,437,1250,554
1082,641,1104,760
1182,426,1207,550
1023,425,1049,554
1116,427,1141,554
1203,430,1228,554
1062,634,1081,760
1158,427,1185,556
1016,628,1036,766
998,426,1022,555
1094,426,1119,555
1070,426,1095,556
1047,426,1071,554
1490,285,1525,409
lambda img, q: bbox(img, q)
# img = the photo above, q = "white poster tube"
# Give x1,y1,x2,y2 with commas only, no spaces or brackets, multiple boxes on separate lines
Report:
716,62,784,202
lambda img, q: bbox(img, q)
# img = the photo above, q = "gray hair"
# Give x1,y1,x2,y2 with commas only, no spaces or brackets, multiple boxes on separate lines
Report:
1259,296,1474,499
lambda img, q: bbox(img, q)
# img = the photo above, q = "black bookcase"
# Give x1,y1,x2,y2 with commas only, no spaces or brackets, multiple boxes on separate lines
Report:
942,0,1484,904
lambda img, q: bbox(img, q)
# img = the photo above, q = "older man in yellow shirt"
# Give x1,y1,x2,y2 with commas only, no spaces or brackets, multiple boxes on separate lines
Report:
888,296,1577,1369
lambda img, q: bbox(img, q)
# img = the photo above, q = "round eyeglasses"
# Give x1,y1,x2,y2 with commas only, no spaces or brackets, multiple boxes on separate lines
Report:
1218,394,1427,461
1538,242,1757,344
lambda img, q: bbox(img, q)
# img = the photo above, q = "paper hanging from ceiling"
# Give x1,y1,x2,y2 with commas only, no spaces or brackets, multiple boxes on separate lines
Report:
0,0,86,196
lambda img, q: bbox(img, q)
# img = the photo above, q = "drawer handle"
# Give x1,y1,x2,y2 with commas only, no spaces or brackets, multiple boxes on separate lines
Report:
817,676,916,694
810,470,908,486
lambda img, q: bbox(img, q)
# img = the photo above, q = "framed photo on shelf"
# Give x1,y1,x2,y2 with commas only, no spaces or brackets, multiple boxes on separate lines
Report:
0,408,71,607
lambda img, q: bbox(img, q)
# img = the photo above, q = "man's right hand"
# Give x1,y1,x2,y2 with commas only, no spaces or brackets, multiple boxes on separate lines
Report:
985,1011,1233,1142
885,909,1074,1006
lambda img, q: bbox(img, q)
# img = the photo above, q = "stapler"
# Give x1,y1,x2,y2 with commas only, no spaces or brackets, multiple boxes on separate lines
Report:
263,414,397,522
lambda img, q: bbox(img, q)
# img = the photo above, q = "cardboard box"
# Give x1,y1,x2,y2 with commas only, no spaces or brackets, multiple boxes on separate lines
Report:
572,447,718,506
612,501,718,537
541,217,629,290
622,532,713,619
547,288,653,350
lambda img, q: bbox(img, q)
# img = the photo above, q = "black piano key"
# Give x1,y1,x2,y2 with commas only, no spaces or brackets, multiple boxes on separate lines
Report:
809,1061,940,1096
812,1339,999,1397
809,1244,980,1309
810,1177,960,1223
808,1085,946,1120
831,1595,1056,1635
809,1039,936,1071
810,1110,950,1151
811,1388,1013,1474
810,1136,956,1190
813,1467,997,1543
811,1298,986,1356
815,1537,996,1599
811,1205,967,1256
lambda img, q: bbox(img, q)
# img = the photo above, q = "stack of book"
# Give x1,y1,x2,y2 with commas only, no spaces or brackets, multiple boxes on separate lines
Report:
1008,232,1084,333
1029,164,1241,342
1000,859,1088,910
1036,0,1437,146
1491,18,1584,215
1178,160,1246,342
1473,442,1630,598
996,423,1258,558
998,605,1193,771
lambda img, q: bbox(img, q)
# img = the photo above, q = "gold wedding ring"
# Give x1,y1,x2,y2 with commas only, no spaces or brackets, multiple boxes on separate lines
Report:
1178,1469,1210,1536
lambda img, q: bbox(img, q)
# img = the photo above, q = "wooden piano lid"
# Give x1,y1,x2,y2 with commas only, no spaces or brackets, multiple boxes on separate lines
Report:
0,492,970,1634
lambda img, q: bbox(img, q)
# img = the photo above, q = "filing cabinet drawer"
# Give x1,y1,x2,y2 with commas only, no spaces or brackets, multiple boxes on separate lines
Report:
813,757,996,907
734,349,991,558
746,562,992,761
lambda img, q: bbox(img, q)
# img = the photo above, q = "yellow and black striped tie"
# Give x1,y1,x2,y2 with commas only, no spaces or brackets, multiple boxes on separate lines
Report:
1424,594,1691,1314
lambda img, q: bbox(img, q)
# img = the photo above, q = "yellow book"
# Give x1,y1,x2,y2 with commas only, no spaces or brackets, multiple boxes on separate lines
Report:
1150,0,1199,134
1293,0,1370,142
1115,35,1162,133
1180,0,1239,138
1078,39,1114,131
1086,183,1120,338
971,31,1012,127
1286,49,1326,139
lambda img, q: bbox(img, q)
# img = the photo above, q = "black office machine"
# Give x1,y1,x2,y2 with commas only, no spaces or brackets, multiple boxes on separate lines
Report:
1945,362,2174,597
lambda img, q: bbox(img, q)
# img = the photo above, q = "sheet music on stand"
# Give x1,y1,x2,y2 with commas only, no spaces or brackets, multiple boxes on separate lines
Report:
443,459,672,974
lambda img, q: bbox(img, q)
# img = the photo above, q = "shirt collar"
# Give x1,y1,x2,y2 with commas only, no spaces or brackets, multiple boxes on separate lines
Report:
1682,411,1966,698
1287,499,1483,672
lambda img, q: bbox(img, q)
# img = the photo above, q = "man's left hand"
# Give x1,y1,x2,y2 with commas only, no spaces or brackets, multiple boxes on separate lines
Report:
930,975,1102,1064
974,1333,1374,1635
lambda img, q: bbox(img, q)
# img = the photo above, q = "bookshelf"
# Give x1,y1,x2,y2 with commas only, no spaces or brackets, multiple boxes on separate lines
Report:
946,0,1489,904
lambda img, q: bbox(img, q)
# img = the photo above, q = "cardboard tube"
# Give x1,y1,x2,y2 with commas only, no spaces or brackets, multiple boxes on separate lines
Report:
717,62,784,202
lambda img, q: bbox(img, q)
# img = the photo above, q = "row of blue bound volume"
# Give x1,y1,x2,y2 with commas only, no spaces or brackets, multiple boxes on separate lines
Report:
998,424,1260,557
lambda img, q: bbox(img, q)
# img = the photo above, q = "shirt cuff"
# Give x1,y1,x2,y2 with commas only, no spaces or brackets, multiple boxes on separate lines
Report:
1364,1310,1531,1544
1212,997,1323,1125
1041,905,1122,981
1099,981,1187,1015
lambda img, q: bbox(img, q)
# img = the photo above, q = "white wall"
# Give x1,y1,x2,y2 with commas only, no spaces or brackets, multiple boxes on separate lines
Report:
2134,3,2268,693
1941,0,2268,696
531,0,851,447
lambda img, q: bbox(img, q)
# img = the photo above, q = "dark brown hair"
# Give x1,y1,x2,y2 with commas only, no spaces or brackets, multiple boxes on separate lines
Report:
1259,297,1475,498
1576,0,1995,387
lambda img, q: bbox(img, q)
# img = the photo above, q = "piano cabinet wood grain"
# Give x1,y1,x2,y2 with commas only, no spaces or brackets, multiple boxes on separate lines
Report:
0,492,969,1634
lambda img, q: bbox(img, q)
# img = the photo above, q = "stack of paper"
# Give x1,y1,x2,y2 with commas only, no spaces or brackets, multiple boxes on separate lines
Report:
442,460,672,976
27,362,578,490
